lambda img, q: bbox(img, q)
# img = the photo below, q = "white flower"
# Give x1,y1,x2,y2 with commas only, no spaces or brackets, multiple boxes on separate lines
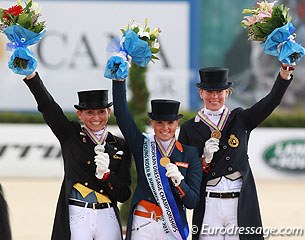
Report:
138,27,150,38
118,18,161,63
151,28,161,36
30,2,41,15
129,21,138,30
257,0,277,13
151,42,160,49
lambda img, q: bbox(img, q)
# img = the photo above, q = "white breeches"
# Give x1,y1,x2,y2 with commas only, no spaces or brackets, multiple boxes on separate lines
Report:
131,214,169,240
199,197,239,240
69,205,121,240
131,205,177,240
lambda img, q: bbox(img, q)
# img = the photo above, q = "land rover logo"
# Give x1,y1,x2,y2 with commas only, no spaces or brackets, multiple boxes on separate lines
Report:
263,139,305,173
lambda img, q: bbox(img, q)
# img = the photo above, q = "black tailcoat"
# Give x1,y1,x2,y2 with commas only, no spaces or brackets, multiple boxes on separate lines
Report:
178,75,292,240
0,184,11,240
24,73,132,240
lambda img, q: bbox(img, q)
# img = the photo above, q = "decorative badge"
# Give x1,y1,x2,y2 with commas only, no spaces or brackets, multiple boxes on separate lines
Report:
228,134,239,148
113,154,122,160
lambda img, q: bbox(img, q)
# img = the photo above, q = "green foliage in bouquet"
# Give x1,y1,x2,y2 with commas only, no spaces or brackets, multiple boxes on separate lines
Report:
241,1,292,42
0,0,45,34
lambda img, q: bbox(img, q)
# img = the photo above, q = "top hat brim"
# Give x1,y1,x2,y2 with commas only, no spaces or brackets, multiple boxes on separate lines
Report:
147,113,183,121
74,102,113,110
196,82,233,90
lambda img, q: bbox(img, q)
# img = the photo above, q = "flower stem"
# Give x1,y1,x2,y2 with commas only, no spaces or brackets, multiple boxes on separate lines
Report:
13,57,29,69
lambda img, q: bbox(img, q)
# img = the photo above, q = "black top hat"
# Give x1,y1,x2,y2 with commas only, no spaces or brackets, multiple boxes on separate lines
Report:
196,67,233,90
74,90,113,110
147,99,183,121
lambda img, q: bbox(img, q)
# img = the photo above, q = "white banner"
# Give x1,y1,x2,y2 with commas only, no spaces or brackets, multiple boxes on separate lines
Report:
0,0,192,111
1,125,305,180
0,124,122,178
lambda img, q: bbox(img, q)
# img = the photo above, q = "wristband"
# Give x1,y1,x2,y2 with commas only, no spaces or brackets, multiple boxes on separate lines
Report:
101,171,111,181
201,157,210,173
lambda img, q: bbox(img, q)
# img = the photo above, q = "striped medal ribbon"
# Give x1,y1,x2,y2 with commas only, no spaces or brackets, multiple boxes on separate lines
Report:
155,136,176,167
196,107,230,139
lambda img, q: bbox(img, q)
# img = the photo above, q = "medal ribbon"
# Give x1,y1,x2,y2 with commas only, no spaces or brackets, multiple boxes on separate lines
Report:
155,136,176,158
83,126,108,145
197,107,230,131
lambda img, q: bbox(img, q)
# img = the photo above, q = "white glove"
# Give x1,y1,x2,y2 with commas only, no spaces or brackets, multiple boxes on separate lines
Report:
94,152,110,179
203,137,220,163
165,163,184,187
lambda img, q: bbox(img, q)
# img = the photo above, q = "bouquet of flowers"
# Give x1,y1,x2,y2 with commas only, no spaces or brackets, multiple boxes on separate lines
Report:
0,0,46,75
241,0,305,65
104,18,161,80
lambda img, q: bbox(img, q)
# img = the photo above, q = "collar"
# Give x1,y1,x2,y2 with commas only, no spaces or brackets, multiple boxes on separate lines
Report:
194,106,225,122
156,137,174,150
93,127,106,136
81,126,116,144
203,106,225,116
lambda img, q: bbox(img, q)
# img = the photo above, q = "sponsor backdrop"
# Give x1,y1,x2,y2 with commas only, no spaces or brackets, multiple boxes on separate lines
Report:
0,0,200,111
1,124,305,180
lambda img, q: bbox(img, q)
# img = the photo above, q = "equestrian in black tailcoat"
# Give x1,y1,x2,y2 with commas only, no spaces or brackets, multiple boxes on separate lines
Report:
23,72,131,240
179,67,293,240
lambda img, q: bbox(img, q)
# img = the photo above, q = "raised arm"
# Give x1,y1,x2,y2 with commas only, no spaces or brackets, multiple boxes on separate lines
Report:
24,72,71,140
240,65,294,130
105,55,144,154
112,80,143,154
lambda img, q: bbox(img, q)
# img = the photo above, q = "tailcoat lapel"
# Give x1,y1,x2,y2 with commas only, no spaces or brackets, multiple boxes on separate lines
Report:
191,120,212,142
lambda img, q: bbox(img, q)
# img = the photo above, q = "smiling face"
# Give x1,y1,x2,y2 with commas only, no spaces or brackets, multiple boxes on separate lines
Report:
151,120,179,141
77,108,111,132
199,89,229,111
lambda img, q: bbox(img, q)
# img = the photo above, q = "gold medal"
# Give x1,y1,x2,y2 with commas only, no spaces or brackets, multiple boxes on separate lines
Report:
211,129,221,139
160,157,170,167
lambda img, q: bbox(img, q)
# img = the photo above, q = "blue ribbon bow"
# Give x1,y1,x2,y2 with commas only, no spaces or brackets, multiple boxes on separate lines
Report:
262,23,305,64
